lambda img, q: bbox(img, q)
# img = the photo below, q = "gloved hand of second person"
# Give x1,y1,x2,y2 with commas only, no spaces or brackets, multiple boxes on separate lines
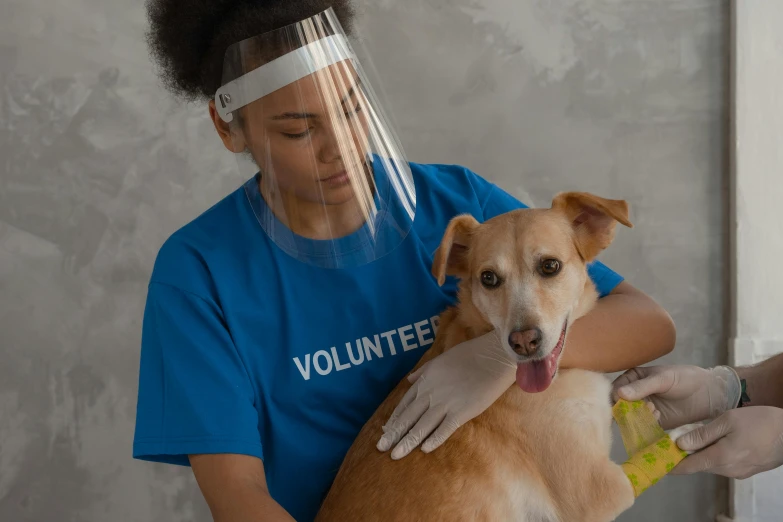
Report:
376,330,516,460
672,406,783,479
612,365,742,429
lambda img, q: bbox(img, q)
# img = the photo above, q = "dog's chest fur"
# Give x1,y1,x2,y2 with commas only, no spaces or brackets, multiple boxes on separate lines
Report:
476,369,615,521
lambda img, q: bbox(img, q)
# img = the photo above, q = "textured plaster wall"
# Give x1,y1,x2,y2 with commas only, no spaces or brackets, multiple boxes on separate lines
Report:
0,1,728,520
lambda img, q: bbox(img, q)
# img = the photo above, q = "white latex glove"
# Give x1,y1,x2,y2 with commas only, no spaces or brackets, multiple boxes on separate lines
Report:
672,406,783,479
376,330,516,460
612,365,742,430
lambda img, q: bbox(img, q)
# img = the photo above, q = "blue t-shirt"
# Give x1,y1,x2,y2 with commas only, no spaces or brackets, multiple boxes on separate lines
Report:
132,163,623,521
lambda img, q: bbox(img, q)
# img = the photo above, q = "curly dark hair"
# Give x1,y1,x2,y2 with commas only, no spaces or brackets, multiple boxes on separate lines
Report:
145,0,356,101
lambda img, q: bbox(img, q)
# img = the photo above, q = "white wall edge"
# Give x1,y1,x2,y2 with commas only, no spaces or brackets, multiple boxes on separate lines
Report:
729,0,783,520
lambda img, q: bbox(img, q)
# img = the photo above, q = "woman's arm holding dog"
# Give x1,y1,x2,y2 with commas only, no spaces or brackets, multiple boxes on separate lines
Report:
190,454,296,522
559,281,676,373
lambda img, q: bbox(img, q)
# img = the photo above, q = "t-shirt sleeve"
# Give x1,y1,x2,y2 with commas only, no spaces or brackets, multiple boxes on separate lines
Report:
467,168,624,298
132,282,263,466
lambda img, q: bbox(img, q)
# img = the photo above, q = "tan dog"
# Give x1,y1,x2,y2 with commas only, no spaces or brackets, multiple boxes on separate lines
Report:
316,192,635,522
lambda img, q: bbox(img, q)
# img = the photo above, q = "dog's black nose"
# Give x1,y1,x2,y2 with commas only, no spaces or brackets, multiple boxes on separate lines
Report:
509,328,542,356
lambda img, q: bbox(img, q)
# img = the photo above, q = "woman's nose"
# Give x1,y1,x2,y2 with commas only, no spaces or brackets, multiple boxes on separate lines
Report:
318,116,362,164
318,128,343,164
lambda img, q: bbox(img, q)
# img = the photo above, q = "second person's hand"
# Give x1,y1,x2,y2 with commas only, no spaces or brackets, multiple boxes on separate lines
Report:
672,406,783,479
612,364,742,429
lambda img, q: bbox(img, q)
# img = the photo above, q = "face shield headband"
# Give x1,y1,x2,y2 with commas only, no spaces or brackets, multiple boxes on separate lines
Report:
215,34,354,124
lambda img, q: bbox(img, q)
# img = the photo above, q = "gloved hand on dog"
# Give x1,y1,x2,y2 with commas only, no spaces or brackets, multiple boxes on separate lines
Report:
376,330,516,459
612,364,742,429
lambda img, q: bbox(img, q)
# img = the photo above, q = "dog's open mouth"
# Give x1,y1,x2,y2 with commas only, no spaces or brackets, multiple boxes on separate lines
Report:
515,321,567,393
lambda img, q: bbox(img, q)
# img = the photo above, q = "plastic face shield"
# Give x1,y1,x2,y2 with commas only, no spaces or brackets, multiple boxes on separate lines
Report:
215,8,416,269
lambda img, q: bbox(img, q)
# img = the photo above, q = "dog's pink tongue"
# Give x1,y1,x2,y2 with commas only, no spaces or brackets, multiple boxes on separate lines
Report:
516,351,557,393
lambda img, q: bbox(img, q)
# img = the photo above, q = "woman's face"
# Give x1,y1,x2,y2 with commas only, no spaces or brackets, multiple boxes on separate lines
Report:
236,62,371,207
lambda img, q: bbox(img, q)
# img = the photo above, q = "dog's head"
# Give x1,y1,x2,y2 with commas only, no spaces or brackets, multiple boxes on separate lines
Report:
432,192,632,393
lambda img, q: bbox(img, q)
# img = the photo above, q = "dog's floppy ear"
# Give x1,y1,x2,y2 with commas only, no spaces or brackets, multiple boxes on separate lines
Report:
432,214,480,286
552,192,633,261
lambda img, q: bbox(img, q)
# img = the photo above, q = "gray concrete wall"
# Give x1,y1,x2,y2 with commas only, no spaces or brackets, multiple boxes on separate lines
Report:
0,1,728,520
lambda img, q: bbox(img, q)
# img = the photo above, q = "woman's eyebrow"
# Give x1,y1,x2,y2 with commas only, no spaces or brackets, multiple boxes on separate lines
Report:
270,112,316,121
269,82,360,121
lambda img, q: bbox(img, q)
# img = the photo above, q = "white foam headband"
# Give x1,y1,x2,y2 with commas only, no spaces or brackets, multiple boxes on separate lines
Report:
214,34,354,123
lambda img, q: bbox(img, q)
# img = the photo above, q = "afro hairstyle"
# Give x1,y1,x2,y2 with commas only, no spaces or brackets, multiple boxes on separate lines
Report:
145,0,356,101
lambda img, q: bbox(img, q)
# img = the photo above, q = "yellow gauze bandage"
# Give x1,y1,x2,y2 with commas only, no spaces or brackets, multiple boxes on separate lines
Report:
612,399,688,497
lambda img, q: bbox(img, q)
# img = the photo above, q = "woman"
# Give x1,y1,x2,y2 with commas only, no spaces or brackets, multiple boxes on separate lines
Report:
132,2,676,521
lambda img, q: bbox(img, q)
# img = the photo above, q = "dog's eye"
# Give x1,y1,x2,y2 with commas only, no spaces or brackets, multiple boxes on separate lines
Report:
539,259,561,276
481,271,501,288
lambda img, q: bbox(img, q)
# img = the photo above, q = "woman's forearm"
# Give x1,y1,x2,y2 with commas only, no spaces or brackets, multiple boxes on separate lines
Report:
190,454,297,522
560,281,676,373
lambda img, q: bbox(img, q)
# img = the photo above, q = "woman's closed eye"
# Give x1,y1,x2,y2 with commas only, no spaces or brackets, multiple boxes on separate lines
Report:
346,101,362,117
282,127,313,139
281,103,362,140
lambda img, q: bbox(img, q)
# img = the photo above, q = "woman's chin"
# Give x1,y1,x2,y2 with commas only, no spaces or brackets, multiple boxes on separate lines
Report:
320,185,359,206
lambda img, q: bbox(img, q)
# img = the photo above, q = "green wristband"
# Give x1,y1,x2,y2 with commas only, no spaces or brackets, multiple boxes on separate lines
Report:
738,378,751,408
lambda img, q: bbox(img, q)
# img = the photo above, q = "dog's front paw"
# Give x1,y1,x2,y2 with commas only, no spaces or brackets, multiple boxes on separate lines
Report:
666,423,702,455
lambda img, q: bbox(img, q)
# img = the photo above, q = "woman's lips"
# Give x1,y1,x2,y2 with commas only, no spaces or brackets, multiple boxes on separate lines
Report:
320,170,350,186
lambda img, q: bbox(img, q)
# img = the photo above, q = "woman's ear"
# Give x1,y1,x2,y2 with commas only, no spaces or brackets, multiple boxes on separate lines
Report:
209,101,246,153
432,214,480,286
551,192,633,261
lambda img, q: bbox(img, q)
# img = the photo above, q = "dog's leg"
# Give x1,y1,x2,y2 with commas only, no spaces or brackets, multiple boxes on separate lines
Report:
582,462,635,522
580,424,701,522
